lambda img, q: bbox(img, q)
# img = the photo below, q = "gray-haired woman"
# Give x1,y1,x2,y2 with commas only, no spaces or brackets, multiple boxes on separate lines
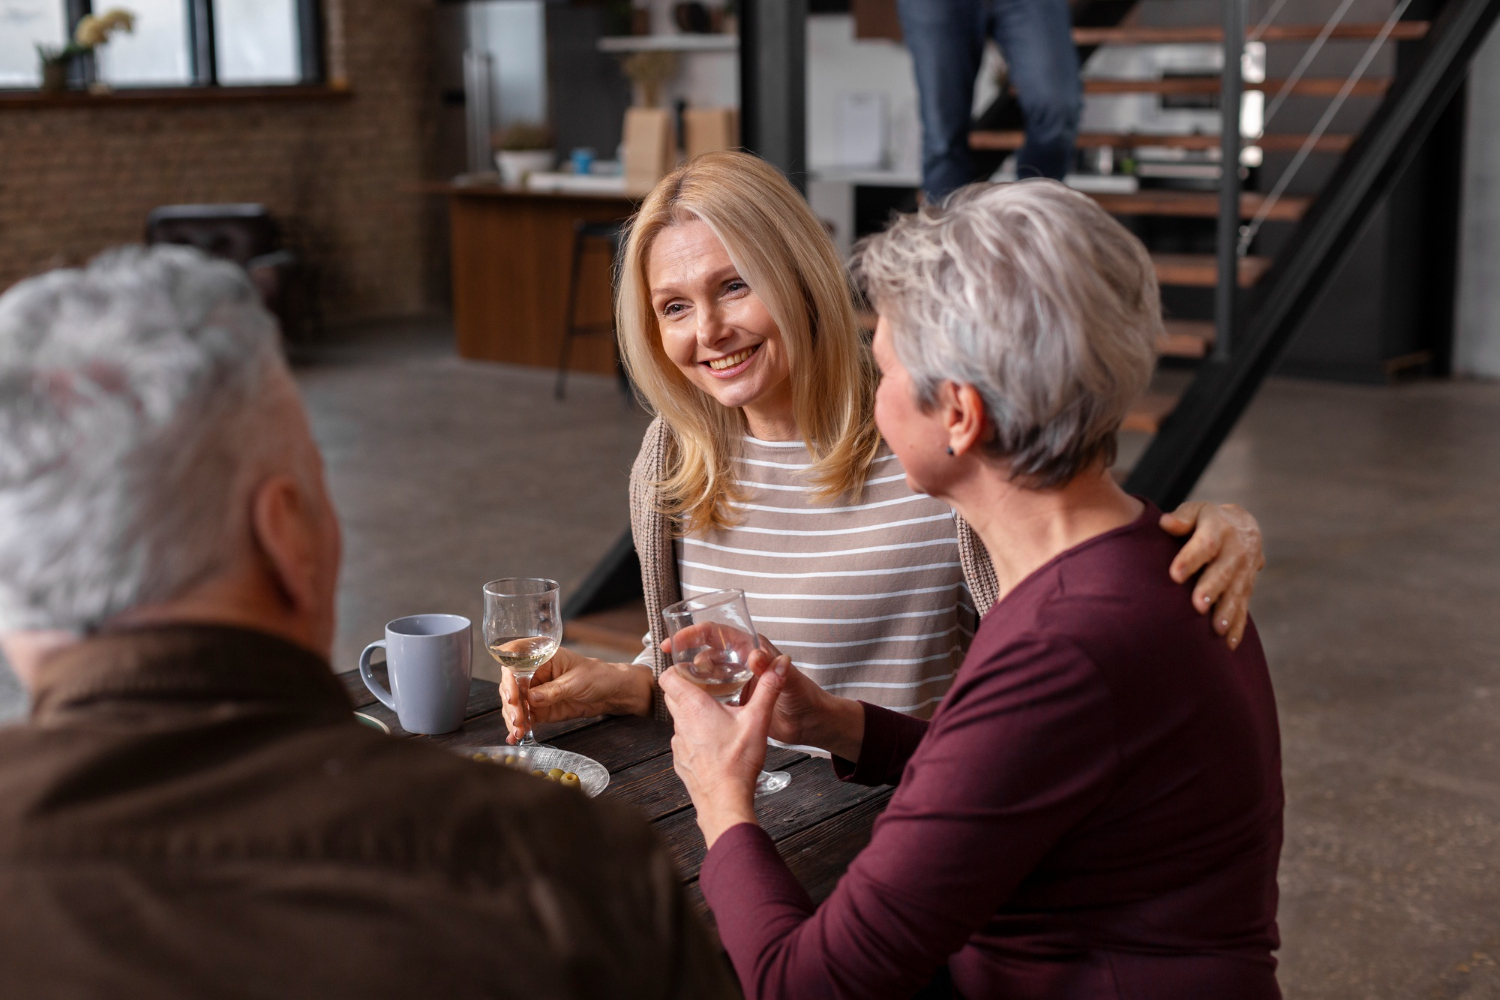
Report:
664,179,1283,998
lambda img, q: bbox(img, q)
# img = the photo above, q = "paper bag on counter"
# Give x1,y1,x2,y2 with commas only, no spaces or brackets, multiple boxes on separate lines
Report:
684,108,740,160
623,107,676,195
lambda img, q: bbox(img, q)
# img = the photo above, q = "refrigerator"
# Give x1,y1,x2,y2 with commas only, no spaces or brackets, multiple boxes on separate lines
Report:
432,0,631,178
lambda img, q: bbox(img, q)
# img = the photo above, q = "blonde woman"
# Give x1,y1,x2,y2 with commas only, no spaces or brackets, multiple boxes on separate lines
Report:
501,151,1263,734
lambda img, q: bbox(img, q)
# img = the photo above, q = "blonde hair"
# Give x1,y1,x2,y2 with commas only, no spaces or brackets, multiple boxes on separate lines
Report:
854,179,1161,488
617,151,881,532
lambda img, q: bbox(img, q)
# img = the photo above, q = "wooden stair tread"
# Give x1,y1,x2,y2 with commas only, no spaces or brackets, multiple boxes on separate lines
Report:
1158,319,1215,358
1153,253,1271,287
971,131,1353,153
1082,77,1390,97
563,598,648,657
1073,22,1428,44
1122,392,1180,434
1092,190,1310,221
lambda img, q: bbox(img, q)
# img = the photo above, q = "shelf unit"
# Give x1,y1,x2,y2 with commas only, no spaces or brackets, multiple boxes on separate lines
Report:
596,35,738,53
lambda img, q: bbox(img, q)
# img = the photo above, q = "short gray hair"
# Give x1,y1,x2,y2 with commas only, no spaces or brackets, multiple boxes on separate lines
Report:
854,180,1161,487
0,245,291,632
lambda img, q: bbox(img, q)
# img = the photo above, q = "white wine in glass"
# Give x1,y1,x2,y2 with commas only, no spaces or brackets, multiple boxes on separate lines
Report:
483,578,562,747
487,635,560,674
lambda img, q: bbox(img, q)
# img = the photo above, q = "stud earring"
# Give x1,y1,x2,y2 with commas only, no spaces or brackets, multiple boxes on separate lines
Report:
946,446,955,456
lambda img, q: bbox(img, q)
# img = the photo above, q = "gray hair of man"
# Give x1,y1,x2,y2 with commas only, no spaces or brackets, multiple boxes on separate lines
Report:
0,245,303,633
853,179,1162,488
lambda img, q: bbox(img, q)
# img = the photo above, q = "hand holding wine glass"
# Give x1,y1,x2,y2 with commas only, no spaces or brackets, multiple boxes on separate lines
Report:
499,647,655,740
483,578,562,747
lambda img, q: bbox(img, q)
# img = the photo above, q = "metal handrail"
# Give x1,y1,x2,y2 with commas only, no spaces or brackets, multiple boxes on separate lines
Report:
1214,0,1245,360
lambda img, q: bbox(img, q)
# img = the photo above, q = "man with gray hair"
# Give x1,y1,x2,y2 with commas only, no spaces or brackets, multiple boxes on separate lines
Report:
0,246,732,998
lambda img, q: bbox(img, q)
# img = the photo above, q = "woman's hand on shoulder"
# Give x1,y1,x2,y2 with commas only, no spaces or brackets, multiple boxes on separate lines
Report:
1159,501,1266,650
500,647,654,742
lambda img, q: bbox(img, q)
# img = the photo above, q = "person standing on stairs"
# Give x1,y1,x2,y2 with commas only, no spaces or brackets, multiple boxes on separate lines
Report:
899,0,1082,198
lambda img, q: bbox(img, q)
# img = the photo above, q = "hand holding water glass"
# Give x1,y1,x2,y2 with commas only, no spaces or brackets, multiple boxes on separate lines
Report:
663,589,791,795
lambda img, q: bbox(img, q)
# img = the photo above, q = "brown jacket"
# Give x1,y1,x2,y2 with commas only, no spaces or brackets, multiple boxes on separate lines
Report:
0,625,734,1000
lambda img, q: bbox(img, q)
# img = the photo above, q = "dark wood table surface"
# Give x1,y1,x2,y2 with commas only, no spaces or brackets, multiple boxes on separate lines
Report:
336,668,893,929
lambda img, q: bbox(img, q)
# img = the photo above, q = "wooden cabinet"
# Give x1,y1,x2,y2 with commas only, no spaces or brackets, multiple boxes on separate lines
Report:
445,187,638,374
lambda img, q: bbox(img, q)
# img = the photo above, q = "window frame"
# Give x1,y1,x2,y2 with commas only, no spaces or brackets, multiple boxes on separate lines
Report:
60,0,324,89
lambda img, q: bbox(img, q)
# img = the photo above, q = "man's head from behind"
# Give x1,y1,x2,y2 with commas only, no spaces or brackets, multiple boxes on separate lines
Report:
0,246,340,682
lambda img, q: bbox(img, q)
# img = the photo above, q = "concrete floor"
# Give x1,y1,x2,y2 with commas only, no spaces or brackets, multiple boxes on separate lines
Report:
0,321,1495,996
287,319,653,682
1180,376,1500,999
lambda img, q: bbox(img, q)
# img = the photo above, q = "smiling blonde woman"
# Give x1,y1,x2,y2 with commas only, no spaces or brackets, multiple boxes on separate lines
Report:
501,151,1265,732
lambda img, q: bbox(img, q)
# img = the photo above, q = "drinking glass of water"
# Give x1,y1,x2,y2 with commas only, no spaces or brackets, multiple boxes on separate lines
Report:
484,578,562,747
663,589,792,796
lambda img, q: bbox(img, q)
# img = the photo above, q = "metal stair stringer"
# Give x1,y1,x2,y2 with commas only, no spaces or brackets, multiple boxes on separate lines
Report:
1125,0,1500,509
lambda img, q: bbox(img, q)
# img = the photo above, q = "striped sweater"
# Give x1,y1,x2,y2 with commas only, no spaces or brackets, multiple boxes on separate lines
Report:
673,436,975,718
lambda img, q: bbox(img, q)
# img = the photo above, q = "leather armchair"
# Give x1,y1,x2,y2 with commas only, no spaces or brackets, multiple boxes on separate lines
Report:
144,204,311,342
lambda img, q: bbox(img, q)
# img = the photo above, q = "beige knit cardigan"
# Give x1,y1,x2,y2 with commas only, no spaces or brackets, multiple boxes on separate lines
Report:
629,417,1001,721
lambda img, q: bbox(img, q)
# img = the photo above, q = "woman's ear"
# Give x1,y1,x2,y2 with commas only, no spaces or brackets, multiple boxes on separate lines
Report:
247,474,320,615
945,383,989,457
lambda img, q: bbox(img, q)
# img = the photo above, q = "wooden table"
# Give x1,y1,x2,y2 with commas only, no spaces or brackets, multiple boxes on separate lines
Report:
337,667,894,931
441,184,639,375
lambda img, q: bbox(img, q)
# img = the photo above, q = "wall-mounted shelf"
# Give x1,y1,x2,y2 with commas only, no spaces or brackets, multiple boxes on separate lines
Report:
809,168,921,188
597,35,738,53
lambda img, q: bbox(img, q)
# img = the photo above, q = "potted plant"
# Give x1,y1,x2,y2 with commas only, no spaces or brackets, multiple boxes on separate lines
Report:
36,45,72,93
621,51,678,109
493,123,555,186
36,8,135,94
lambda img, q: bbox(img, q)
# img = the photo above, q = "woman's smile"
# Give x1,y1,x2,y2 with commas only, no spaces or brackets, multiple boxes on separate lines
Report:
704,343,761,377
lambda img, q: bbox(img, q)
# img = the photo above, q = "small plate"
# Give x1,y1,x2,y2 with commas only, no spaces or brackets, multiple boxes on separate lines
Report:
353,711,391,734
462,745,610,798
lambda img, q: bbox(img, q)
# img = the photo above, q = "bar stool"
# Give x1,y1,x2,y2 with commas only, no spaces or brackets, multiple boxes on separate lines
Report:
556,219,629,401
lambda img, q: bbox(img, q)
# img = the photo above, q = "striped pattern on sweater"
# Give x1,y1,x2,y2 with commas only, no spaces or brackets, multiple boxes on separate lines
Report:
675,436,974,718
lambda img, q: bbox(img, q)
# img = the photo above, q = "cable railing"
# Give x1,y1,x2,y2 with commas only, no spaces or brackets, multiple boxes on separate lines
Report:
1215,0,1417,357
1258,0,1361,125
1238,0,1416,255
1130,0,1500,507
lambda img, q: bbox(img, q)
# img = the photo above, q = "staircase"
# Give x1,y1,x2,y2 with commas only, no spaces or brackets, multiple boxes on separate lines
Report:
560,0,1500,640
961,0,1497,482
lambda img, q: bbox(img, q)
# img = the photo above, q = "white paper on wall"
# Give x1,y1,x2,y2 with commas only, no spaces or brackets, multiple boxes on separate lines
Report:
836,92,888,170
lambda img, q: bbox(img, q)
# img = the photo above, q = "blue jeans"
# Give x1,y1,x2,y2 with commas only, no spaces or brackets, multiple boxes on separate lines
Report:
897,0,1081,198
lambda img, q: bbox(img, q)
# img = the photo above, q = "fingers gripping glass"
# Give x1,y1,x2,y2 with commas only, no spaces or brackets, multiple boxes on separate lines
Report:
662,589,791,796
484,578,562,747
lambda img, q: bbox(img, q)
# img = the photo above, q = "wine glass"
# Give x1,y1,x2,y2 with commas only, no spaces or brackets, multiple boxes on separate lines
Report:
662,589,792,796
484,578,562,748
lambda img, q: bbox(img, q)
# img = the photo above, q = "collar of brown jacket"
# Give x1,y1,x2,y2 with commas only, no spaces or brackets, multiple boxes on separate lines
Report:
28,624,353,725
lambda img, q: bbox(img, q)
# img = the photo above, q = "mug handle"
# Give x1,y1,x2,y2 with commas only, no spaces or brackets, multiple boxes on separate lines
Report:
358,640,398,712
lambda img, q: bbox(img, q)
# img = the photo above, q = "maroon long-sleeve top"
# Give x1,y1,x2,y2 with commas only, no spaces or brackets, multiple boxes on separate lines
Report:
700,503,1284,999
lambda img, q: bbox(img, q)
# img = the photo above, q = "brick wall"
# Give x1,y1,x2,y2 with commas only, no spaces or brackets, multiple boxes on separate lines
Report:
0,0,442,324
